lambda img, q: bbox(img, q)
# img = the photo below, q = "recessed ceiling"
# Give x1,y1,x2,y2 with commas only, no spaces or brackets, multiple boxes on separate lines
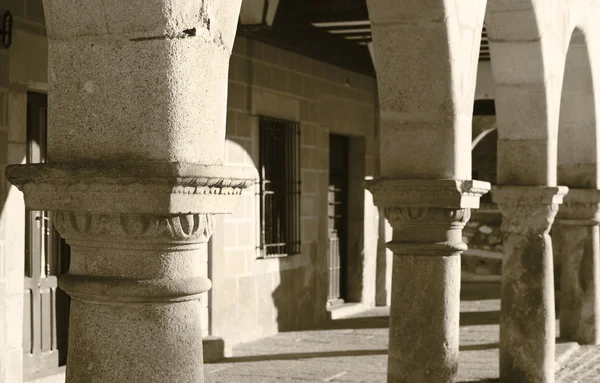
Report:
276,0,490,60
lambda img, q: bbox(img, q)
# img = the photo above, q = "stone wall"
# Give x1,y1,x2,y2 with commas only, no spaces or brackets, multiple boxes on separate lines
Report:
0,1,48,382
210,37,379,349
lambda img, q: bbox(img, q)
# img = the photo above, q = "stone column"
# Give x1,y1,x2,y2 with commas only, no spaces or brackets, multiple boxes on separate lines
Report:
554,189,600,345
493,186,568,383
368,179,489,383
5,1,256,382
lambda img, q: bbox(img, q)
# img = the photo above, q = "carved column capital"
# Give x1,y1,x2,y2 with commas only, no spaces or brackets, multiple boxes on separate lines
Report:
556,188,600,226
367,178,490,210
5,161,258,215
493,186,569,235
367,179,490,256
5,161,257,305
54,212,216,245
384,207,471,230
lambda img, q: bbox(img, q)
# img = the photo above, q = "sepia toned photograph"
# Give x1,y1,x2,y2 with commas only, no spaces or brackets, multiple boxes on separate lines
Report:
0,1,598,382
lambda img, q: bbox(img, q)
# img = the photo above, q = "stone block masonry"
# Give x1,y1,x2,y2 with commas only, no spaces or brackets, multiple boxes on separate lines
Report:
210,36,379,349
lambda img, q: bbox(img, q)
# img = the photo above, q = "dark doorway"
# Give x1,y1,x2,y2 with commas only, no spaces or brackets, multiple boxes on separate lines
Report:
328,134,349,305
24,92,70,379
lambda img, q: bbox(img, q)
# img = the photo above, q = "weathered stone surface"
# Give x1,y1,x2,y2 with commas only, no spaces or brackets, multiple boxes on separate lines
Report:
500,228,556,382
367,179,489,382
556,189,600,225
557,31,597,189
555,224,600,345
555,189,600,345
38,206,221,382
366,0,486,181
497,137,558,186
365,5,488,379
388,255,460,382
3,1,252,382
494,185,568,383
367,179,490,209
42,0,242,165
5,162,257,214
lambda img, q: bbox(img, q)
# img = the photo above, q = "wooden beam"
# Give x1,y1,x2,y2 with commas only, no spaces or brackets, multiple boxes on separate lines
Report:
275,0,368,25
237,25,375,76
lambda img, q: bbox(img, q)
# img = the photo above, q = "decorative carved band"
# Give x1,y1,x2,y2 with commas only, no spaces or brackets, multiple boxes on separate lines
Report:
556,200,600,226
54,212,215,243
5,162,258,214
383,207,471,256
366,179,490,210
493,186,569,234
384,207,471,229
498,203,560,235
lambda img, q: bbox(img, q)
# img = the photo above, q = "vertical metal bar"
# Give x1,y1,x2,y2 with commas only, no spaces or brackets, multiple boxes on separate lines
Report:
268,122,274,256
295,122,300,254
328,239,332,300
265,122,269,256
276,121,281,255
290,121,294,254
259,118,264,257
283,121,287,255
257,117,302,257
275,122,280,255
287,120,292,255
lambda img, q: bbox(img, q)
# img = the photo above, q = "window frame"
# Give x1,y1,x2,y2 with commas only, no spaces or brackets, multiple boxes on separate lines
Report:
257,115,301,259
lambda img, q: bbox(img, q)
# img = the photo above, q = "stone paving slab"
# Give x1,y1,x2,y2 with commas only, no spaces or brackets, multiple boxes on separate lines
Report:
556,346,600,382
205,284,584,382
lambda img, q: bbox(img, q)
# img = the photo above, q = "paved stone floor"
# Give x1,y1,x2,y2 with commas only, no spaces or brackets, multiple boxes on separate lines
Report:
555,346,600,382
205,283,591,382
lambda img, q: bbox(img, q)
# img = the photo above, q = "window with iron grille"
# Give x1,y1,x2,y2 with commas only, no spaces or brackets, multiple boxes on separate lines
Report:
258,116,301,258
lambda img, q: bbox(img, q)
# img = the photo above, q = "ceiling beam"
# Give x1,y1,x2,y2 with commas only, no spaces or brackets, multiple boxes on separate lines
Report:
237,25,375,76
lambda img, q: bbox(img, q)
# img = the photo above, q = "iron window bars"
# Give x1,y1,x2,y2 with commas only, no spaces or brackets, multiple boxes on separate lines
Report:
1,11,12,48
258,116,301,258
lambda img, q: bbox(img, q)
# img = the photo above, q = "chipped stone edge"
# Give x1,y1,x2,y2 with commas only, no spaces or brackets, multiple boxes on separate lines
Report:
556,188,600,224
5,162,259,215
366,178,491,209
492,185,569,205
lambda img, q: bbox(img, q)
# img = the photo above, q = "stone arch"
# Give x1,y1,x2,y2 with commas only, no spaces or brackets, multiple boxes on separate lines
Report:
367,0,487,180
485,0,566,186
558,27,598,188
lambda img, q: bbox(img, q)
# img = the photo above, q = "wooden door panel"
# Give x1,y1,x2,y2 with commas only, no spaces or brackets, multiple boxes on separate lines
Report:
327,134,349,304
23,286,32,353
40,284,55,352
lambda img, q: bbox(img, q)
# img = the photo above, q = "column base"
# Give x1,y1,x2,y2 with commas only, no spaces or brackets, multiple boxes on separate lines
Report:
203,336,227,362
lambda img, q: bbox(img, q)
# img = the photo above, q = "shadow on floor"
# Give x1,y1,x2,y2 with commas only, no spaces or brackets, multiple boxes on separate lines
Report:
460,310,500,326
211,342,501,365
311,316,389,330
211,349,388,363
460,342,499,351
461,283,501,301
